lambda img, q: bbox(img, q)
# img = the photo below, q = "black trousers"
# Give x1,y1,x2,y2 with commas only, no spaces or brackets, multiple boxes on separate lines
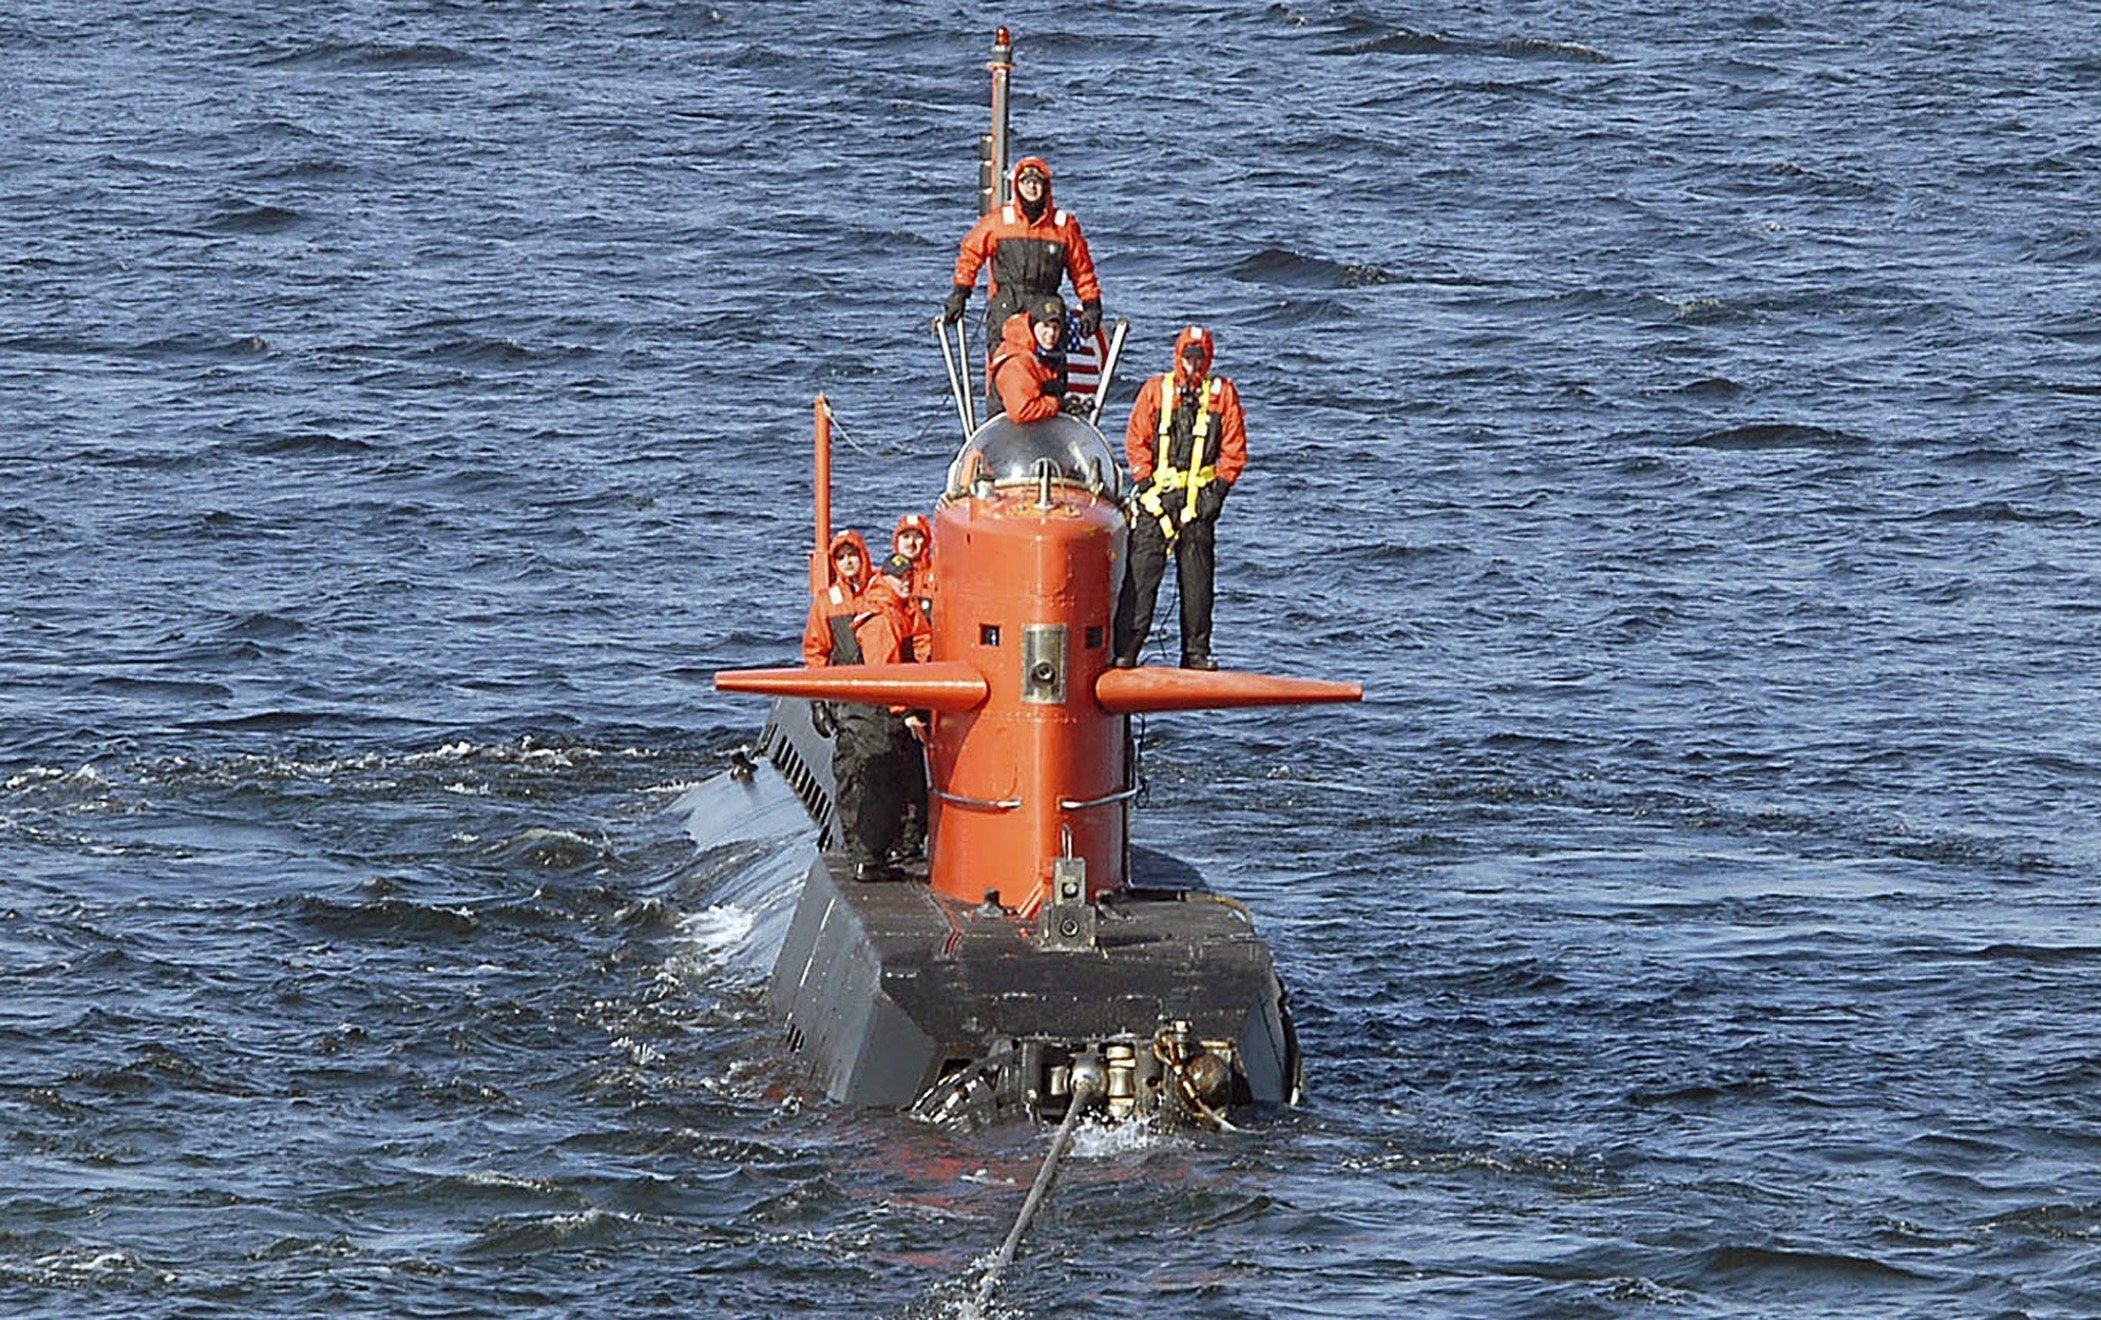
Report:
1112,513,1216,664
831,705,916,865
896,729,928,856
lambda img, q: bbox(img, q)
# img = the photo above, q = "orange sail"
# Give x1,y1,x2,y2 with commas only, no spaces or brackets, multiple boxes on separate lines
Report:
717,406,1362,909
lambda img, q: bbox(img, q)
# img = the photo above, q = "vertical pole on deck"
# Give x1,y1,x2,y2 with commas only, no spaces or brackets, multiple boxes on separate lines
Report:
986,28,1013,213
811,395,832,596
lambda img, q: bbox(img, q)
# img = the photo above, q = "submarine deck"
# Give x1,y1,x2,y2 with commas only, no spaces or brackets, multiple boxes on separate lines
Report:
768,846,1297,1109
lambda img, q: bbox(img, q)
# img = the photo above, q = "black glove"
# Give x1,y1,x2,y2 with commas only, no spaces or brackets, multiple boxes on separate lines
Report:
1077,300,1102,337
1058,391,1087,415
942,285,970,324
1195,481,1229,521
1043,374,1066,398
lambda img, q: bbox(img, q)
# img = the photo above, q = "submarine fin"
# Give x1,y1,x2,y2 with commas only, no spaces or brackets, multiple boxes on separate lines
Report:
714,662,991,712
1094,666,1362,713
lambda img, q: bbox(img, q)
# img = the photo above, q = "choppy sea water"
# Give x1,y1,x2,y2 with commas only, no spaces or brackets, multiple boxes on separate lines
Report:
5,1,2099,1315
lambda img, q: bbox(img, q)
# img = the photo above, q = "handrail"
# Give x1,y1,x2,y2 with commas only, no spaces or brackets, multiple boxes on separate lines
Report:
935,787,1021,812
1088,318,1130,426
954,318,981,433
1058,786,1138,811
933,315,976,442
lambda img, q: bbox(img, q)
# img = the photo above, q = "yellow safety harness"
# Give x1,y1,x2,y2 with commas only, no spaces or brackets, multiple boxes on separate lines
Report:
1133,374,1223,542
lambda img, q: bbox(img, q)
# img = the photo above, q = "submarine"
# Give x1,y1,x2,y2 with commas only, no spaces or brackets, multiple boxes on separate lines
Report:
700,30,1361,1129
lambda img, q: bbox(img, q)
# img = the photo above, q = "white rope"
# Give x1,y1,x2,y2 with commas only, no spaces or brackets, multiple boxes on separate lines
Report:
820,397,945,459
974,1076,1102,1308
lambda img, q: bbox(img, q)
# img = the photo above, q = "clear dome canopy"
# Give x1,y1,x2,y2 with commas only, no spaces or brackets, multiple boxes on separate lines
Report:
943,413,1125,503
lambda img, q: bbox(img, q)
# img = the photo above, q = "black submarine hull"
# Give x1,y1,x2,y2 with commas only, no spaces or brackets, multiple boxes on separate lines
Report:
734,698,1301,1125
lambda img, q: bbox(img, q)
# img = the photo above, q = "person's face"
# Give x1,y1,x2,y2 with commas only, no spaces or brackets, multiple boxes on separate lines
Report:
1016,172,1046,204
1033,319,1061,351
897,529,926,559
834,547,864,579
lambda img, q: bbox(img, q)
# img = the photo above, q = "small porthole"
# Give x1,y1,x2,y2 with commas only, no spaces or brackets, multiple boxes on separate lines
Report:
1085,625,1103,649
980,624,1001,646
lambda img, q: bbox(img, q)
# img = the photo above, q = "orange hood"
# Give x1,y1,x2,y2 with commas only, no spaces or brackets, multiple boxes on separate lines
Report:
892,513,932,568
995,309,1041,360
827,529,871,593
1173,324,1214,387
1011,155,1054,216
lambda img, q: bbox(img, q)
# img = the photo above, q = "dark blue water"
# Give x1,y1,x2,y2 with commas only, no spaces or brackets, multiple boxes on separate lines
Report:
5,2,2099,1314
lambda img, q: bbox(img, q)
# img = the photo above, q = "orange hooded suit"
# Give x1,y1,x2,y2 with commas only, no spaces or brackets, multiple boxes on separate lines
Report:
987,310,1067,423
1124,325,1246,492
881,513,937,661
950,156,1101,346
1112,326,1246,668
802,530,913,669
801,530,924,869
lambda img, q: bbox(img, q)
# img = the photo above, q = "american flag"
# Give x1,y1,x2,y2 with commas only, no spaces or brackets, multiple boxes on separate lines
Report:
1062,314,1111,405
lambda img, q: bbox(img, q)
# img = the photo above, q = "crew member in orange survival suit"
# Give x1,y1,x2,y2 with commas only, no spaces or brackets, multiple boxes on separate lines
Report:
944,156,1103,354
989,297,1084,422
1112,325,1246,670
881,513,936,658
879,514,936,863
802,530,923,881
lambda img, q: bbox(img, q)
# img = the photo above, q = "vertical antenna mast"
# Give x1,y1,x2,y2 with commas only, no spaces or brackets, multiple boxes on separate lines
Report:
811,395,832,596
979,27,1013,216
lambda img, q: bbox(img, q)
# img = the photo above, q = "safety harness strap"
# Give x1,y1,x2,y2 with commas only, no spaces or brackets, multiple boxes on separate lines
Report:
1136,376,1223,540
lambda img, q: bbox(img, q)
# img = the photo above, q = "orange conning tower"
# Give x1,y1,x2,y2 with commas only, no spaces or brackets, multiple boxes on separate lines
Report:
923,485,1126,909
711,407,1361,920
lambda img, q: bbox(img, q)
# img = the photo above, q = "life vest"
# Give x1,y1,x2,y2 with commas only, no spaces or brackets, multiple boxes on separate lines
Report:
813,580,906,668
1134,375,1225,540
822,582,871,665
878,558,935,661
